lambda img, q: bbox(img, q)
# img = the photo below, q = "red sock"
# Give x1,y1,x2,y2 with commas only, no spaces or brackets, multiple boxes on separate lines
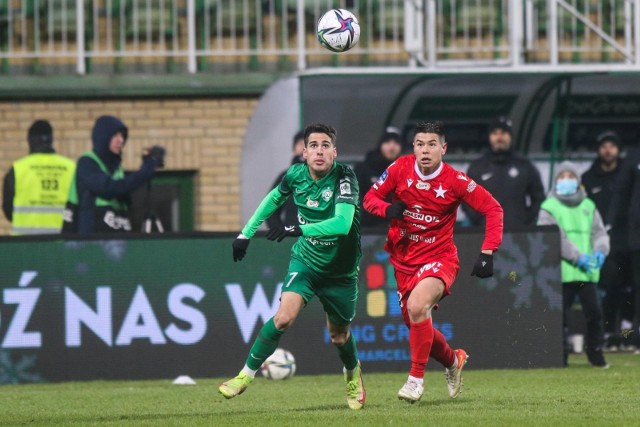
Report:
409,317,434,378
430,327,455,368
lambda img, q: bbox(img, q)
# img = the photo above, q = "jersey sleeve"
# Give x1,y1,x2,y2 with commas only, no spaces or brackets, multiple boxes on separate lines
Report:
334,165,359,206
363,161,399,218
458,173,504,251
300,203,355,237
276,167,293,197
240,186,288,238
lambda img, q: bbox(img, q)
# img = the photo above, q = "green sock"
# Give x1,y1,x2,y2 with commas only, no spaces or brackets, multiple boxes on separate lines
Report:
245,318,285,371
337,332,359,371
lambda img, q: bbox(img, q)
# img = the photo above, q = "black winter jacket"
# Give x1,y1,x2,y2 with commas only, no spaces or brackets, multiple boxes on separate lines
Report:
462,150,545,229
73,116,157,233
354,148,395,229
608,148,640,251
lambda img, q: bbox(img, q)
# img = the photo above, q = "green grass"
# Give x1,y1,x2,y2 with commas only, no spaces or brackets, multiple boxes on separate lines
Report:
1,353,639,426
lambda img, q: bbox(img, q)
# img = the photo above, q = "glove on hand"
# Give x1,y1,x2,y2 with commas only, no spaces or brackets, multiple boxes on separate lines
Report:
385,200,407,220
265,225,303,242
593,251,606,270
145,145,166,168
232,235,250,262
470,252,494,278
576,254,594,273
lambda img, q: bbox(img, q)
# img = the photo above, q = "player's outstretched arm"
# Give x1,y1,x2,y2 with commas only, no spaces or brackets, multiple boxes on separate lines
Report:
264,203,356,242
232,187,287,261
463,183,503,253
299,203,355,238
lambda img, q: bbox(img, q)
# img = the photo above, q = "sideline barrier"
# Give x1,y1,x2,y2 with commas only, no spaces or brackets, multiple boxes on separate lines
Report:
0,228,561,383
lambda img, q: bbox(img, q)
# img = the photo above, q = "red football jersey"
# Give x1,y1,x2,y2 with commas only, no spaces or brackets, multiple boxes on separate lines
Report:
363,155,503,274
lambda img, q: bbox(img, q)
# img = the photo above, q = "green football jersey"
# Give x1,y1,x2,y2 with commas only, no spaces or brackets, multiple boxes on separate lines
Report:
278,161,361,280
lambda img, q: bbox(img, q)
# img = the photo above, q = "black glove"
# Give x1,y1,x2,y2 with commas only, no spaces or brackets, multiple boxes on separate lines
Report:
145,145,166,168
470,252,493,278
232,236,250,262
385,200,407,220
266,225,303,242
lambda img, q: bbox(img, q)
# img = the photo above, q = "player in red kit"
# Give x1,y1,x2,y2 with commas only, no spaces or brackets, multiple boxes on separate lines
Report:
364,121,503,403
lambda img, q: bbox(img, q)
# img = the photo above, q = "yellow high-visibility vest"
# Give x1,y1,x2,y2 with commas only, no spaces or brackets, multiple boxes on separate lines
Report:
12,153,76,235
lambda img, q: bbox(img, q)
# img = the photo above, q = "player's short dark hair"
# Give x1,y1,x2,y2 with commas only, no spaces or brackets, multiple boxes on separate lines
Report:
304,123,337,146
413,121,446,143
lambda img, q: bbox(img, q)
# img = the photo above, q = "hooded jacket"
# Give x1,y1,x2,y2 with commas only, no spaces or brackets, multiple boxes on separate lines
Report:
70,115,157,233
538,161,610,278
463,149,545,229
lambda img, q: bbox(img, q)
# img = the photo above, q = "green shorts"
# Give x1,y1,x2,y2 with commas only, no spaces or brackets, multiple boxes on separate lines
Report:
283,257,358,326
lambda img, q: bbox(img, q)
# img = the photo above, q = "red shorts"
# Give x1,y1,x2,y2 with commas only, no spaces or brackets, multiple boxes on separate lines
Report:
393,256,460,326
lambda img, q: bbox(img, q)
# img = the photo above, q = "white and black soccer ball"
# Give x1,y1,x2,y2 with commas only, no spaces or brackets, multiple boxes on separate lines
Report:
316,9,360,53
260,348,296,380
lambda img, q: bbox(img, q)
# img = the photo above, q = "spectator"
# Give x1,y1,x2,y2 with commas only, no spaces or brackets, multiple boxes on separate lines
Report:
354,127,402,229
538,161,609,368
582,131,634,351
62,115,165,234
266,130,305,230
2,120,75,235
463,117,545,229
608,134,640,352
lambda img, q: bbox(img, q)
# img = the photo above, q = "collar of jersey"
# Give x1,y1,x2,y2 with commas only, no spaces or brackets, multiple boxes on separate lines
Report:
414,161,443,181
304,161,337,186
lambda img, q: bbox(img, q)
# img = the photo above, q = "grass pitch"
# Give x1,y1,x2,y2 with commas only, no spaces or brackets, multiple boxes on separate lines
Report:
1,353,638,426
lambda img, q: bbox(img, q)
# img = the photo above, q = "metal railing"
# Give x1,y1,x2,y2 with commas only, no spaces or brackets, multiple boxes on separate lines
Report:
0,0,639,75
407,0,640,70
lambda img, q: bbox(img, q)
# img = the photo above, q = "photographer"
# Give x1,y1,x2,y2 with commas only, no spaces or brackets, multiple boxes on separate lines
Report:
63,115,165,234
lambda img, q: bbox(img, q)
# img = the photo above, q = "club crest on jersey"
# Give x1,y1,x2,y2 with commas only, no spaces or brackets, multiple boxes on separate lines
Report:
376,170,389,185
416,181,430,190
434,184,447,198
467,180,477,193
306,198,319,208
322,187,333,201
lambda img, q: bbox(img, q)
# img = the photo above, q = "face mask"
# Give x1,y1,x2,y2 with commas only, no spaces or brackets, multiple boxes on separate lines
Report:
556,178,579,196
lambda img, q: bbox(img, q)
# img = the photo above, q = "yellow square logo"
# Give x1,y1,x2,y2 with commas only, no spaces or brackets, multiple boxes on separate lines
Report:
366,290,386,318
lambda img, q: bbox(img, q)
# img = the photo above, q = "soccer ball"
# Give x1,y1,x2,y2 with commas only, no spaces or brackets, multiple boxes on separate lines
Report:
260,348,296,380
316,9,360,53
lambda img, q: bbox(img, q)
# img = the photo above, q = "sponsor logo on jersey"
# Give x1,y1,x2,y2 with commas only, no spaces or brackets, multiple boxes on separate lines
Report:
403,211,440,223
401,230,437,244
509,167,519,178
481,172,493,181
416,181,430,190
306,199,319,208
434,184,447,198
340,182,351,195
418,261,443,277
304,237,336,246
411,204,422,211
467,180,477,193
407,179,414,188
376,170,389,185
322,187,333,201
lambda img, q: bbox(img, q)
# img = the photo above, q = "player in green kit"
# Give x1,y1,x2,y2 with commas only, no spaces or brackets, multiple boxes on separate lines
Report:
218,123,365,410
